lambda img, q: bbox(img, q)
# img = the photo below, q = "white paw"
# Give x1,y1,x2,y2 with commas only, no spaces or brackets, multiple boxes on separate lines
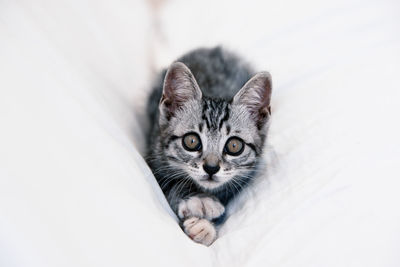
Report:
201,197,225,220
183,217,217,246
178,196,225,220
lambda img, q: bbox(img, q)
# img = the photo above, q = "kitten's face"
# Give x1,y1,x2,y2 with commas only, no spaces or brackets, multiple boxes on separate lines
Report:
161,98,265,190
158,62,271,191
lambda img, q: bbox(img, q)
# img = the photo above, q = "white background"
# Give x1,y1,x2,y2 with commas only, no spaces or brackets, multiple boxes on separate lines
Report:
1,0,399,266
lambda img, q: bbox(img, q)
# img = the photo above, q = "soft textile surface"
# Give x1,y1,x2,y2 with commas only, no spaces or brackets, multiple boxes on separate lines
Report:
0,1,210,266
1,0,400,266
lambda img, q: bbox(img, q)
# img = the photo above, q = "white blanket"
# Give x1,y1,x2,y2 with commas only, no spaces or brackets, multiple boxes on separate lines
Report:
1,0,399,266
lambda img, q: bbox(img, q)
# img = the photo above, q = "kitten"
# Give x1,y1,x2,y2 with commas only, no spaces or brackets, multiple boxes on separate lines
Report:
146,47,272,246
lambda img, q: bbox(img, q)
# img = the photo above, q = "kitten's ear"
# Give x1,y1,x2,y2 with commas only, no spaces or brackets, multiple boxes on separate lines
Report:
159,62,202,121
233,72,272,129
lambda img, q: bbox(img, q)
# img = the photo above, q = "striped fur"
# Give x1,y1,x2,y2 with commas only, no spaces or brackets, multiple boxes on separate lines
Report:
145,47,271,241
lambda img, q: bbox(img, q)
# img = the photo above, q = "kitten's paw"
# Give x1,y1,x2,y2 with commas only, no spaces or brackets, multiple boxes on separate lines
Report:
183,217,217,246
201,197,225,220
178,196,225,220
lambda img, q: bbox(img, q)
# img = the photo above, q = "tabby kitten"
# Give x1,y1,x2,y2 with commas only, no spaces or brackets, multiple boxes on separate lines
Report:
146,47,272,246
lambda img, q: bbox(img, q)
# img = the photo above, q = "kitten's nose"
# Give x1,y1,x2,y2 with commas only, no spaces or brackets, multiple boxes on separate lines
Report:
203,154,220,176
203,164,220,176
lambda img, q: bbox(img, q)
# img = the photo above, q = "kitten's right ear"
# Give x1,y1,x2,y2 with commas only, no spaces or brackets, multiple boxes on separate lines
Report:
159,62,202,121
233,71,272,130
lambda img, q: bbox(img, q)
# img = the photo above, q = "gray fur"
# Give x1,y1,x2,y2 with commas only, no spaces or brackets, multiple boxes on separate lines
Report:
145,47,272,230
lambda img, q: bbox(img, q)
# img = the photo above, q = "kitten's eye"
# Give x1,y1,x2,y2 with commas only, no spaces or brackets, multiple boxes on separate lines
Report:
224,137,244,156
182,133,202,151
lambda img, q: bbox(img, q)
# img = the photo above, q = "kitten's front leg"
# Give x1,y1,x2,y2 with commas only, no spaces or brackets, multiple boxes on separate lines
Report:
178,196,225,221
168,191,224,246
182,217,217,246
177,196,224,246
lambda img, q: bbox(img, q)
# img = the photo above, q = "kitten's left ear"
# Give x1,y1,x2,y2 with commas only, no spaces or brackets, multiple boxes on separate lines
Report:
159,62,202,122
233,72,272,129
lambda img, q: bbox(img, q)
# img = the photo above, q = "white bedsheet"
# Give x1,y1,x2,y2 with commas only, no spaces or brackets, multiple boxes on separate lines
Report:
0,1,210,266
1,0,400,266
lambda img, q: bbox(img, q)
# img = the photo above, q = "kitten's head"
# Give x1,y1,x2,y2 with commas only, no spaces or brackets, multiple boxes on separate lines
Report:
158,62,272,191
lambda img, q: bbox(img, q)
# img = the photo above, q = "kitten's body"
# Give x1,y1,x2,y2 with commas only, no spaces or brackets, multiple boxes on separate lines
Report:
146,47,271,246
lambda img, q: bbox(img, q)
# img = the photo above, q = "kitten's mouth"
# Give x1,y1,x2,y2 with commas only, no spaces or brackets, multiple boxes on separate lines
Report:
200,175,218,182
197,175,222,190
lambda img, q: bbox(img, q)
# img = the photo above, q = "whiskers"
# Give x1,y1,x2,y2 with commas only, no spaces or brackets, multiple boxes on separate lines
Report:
223,159,267,198
161,172,188,190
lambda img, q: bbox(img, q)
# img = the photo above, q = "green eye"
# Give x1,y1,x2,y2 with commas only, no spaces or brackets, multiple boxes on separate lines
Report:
182,133,202,151
224,137,244,156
